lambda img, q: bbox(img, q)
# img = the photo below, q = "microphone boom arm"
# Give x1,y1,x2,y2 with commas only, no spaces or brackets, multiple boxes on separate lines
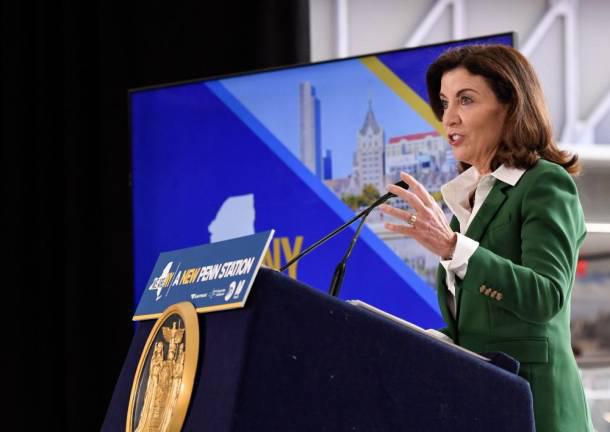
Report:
279,206,369,272
279,180,409,273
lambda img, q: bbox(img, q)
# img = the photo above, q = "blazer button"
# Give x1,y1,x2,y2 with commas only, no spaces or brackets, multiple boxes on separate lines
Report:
496,293,503,301
479,285,487,293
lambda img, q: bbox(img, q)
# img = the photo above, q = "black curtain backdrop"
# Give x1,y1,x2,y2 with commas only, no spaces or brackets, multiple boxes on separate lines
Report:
3,1,309,429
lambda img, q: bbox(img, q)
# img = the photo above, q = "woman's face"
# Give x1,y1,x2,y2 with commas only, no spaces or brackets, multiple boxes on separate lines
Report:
439,67,507,173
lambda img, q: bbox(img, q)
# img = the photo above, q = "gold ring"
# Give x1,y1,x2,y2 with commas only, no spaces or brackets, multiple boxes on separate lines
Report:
408,214,417,226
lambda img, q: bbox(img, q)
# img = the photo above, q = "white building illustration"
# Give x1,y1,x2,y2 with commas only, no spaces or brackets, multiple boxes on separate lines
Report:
386,131,448,179
299,81,322,178
352,101,385,193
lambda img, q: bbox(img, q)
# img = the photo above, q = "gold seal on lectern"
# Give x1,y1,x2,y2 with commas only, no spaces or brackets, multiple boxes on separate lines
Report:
126,302,199,432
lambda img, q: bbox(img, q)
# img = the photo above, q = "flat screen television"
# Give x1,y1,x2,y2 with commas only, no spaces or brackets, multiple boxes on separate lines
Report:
130,32,515,328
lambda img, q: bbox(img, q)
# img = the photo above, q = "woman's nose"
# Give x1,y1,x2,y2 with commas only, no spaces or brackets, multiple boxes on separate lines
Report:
442,103,460,127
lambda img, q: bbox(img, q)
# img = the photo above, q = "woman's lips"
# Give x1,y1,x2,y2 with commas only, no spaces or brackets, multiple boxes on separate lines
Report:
448,133,464,146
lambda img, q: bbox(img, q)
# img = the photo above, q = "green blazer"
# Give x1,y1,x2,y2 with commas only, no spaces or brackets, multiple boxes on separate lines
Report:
436,159,593,432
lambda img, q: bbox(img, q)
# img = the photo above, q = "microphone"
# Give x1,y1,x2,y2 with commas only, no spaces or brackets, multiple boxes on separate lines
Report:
279,180,409,281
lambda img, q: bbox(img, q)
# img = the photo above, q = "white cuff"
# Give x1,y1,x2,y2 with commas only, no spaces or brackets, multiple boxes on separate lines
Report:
440,233,479,280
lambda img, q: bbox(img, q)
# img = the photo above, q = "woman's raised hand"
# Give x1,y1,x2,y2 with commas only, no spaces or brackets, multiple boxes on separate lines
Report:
379,171,457,259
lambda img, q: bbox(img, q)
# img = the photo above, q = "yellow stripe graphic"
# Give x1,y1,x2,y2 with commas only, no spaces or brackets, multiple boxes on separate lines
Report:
360,56,445,136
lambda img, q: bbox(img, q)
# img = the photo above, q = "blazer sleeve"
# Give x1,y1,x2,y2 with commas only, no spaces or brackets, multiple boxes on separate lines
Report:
458,163,586,324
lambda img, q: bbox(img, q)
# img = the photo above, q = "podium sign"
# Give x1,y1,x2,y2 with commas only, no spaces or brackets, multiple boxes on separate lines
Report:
133,230,274,320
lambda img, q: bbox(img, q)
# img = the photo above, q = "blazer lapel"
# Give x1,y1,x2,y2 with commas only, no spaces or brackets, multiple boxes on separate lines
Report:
464,180,510,242
455,180,510,316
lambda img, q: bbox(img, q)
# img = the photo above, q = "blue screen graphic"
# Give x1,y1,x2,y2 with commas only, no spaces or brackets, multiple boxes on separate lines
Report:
130,34,514,328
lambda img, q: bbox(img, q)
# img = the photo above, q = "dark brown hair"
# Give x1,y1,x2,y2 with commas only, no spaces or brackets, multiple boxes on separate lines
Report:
426,44,580,175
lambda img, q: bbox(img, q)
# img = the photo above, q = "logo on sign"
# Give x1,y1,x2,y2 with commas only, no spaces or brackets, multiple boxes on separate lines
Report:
148,262,175,301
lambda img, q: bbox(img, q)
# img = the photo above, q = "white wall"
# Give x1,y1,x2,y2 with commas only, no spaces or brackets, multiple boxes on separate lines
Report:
310,0,610,145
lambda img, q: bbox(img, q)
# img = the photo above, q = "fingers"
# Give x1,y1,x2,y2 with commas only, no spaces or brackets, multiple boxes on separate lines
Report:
399,171,436,207
384,221,415,236
378,203,412,222
387,183,426,213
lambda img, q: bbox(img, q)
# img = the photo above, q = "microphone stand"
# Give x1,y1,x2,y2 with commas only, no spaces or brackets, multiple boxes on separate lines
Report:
327,208,371,297
279,205,373,272
279,180,409,278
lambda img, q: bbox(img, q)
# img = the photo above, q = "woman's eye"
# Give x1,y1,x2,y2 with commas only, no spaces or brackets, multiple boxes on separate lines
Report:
460,95,473,105
440,99,448,110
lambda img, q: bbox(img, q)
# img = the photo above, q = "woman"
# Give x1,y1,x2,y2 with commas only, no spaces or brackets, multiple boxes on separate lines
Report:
379,44,593,432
